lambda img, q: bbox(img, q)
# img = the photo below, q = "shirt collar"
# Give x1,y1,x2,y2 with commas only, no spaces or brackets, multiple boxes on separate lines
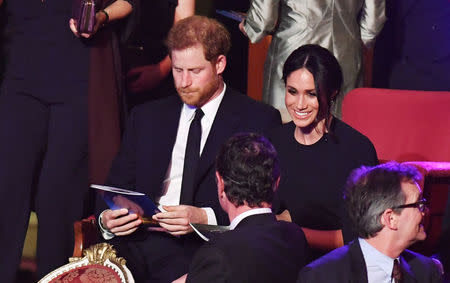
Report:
229,207,272,230
359,238,398,278
183,83,227,122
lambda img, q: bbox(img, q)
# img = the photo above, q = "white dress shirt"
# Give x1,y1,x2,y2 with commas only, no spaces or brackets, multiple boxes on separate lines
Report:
100,84,227,239
157,84,226,224
359,238,398,283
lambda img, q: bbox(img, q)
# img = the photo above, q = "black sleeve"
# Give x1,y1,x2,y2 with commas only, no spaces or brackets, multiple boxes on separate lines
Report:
106,109,138,190
94,109,138,216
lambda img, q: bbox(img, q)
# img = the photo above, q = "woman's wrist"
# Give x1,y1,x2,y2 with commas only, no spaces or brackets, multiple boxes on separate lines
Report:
99,9,109,24
93,9,109,32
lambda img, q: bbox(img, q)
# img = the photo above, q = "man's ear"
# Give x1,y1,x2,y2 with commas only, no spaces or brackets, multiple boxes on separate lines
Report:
381,209,399,230
215,55,226,75
215,171,225,198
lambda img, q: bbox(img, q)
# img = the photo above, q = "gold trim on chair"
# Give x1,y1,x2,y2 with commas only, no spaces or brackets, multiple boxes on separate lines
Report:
39,243,134,283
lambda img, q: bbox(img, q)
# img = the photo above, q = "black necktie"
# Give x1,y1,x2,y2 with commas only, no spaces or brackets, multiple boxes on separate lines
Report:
392,259,403,283
180,108,204,205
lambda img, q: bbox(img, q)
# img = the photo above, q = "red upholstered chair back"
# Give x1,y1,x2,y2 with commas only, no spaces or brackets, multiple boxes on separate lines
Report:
342,88,450,162
342,88,450,255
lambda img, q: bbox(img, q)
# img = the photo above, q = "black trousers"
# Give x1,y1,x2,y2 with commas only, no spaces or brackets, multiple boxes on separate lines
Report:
0,86,89,282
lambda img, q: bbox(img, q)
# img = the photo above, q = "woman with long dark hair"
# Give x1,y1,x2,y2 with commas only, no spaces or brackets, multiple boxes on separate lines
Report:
270,44,378,259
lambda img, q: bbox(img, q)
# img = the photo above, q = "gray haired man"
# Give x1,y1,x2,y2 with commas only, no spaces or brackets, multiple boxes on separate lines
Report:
298,162,442,283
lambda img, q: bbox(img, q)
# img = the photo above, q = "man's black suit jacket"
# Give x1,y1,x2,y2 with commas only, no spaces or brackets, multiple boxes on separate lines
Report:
186,213,309,283
298,240,442,283
106,87,281,225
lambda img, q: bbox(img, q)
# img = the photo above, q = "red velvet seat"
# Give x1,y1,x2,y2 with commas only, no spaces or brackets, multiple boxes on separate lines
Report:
38,242,134,283
39,216,134,283
342,87,450,255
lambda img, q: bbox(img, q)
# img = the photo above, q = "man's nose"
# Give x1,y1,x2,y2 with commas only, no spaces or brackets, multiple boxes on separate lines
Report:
181,71,192,87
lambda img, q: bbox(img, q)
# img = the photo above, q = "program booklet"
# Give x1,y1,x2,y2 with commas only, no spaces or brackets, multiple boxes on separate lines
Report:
216,9,246,22
91,184,160,226
190,223,231,241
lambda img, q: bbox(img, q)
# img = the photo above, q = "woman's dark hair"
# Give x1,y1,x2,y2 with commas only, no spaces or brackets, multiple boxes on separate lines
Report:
282,44,343,133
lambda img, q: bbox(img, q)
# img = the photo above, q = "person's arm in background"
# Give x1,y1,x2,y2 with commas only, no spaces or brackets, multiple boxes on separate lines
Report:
360,0,386,47
103,0,134,22
360,0,387,86
301,228,344,250
126,0,195,94
69,0,133,38
174,0,195,22
277,210,344,251
239,0,279,43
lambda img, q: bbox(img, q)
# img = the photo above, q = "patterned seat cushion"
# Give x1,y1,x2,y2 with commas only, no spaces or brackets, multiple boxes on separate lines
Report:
50,264,121,283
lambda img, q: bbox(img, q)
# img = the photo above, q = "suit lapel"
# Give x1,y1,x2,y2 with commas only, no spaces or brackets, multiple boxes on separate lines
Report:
399,254,418,283
147,97,182,199
349,240,369,283
348,241,418,283
194,89,241,190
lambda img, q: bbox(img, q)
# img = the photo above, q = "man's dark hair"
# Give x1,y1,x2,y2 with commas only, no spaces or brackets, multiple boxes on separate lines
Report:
215,133,280,208
344,162,422,239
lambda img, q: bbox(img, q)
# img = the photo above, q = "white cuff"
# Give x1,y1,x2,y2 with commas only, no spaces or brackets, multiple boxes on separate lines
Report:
98,210,115,240
201,207,217,225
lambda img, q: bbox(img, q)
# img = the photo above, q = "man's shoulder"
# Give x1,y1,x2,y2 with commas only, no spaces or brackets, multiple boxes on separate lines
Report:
224,88,279,114
276,220,307,240
204,220,270,248
402,249,443,277
132,95,181,114
211,216,305,249
307,244,352,268
126,96,182,125
221,88,282,131
403,249,434,261
297,244,354,282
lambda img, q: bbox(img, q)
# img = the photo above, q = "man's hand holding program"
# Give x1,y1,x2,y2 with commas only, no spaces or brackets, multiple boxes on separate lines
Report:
152,205,208,236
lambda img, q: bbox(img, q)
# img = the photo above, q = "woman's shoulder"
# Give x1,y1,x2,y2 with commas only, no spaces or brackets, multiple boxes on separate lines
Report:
333,119,378,162
333,119,373,146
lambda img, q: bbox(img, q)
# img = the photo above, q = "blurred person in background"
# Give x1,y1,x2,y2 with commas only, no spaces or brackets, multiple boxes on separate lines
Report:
0,0,134,280
124,0,194,110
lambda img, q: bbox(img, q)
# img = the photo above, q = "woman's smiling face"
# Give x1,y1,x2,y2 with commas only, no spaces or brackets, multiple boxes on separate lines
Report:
285,68,320,129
